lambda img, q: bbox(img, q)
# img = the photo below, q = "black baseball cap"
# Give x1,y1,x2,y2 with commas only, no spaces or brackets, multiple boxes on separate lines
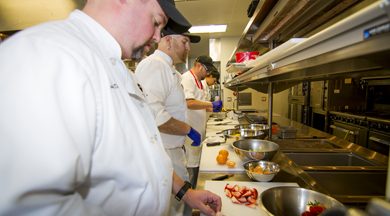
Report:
195,55,218,72
209,71,220,84
161,27,201,43
157,0,192,33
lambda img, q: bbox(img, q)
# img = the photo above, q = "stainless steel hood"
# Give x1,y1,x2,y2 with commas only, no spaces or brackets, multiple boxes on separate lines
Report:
0,0,86,33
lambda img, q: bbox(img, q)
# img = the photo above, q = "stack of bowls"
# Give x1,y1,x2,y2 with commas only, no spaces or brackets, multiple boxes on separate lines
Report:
235,124,270,138
222,128,265,141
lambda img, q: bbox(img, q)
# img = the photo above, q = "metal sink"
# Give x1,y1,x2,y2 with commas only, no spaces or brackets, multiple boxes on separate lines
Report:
282,151,384,167
304,170,387,203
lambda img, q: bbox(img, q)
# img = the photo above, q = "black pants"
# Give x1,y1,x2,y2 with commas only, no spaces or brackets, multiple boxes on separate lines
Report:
187,167,199,189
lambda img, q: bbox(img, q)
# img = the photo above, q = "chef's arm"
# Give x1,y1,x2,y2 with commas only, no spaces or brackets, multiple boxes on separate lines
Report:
172,172,222,216
186,99,213,110
158,118,191,135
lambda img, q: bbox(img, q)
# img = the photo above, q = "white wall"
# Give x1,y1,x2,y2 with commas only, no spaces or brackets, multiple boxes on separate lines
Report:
220,36,290,117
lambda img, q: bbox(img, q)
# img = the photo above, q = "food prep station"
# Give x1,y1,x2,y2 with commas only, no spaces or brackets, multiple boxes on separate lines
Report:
196,115,388,215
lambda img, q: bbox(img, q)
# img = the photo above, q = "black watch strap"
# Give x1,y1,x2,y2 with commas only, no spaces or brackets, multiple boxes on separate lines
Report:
175,181,192,201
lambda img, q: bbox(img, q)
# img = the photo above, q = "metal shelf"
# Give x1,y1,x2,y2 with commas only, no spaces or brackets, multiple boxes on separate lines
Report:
224,32,390,93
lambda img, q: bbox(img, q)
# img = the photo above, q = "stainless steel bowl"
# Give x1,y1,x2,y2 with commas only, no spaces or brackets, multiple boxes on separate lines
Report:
243,160,280,182
232,139,279,161
260,187,344,216
235,124,270,137
222,129,265,140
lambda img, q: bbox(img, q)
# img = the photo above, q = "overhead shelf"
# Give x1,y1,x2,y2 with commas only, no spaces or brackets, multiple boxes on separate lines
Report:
224,0,390,93
227,0,367,65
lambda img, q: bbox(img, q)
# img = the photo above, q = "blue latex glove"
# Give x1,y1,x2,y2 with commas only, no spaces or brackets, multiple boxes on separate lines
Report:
187,127,201,146
212,100,223,113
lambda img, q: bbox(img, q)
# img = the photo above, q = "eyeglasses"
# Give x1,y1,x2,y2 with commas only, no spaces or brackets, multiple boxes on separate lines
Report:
202,64,208,71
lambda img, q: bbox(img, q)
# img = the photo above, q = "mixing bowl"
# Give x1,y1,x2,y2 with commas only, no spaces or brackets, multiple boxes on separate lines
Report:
243,160,280,182
260,187,344,216
232,139,279,161
235,124,269,137
222,129,265,140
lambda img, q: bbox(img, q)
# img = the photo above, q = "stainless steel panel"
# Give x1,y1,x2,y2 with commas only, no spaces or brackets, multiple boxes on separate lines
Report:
368,131,390,156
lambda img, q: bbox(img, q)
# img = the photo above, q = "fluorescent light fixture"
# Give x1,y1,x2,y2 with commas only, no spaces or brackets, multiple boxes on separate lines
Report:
189,25,227,33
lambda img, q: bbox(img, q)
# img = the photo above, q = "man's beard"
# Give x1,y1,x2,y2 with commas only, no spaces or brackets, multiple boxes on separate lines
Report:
131,40,154,60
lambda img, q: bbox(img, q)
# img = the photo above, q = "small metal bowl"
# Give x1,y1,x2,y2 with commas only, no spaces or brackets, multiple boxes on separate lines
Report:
235,124,270,137
260,187,344,216
243,160,281,182
222,129,265,140
232,139,279,161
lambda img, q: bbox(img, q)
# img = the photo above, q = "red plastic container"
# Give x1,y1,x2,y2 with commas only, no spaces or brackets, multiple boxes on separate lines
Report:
235,51,259,63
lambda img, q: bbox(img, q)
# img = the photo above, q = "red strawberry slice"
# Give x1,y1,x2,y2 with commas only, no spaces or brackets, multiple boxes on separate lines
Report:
225,189,232,198
237,197,247,203
251,188,258,200
242,190,253,197
231,196,241,204
245,203,256,209
247,196,258,205
226,184,234,190
232,191,242,198
233,185,239,192
308,200,324,214
239,186,247,194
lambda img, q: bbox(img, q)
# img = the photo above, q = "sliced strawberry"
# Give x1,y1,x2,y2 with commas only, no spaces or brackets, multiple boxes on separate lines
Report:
245,203,256,209
226,184,234,190
225,189,232,198
231,196,240,204
239,185,247,194
247,196,258,205
232,191,242,198
251,188,258,200
233,185,239,192
242,190,253,197
237,197,247,203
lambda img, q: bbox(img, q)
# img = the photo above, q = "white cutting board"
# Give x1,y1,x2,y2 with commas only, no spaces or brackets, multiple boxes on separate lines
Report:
199,139,246,172
200,181,299,216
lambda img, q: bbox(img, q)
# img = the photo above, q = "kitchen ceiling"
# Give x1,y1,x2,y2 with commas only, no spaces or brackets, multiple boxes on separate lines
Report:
176,0,254,59
0,0,253,60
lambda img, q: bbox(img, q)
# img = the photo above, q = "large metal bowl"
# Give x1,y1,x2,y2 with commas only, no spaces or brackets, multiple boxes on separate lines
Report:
243,160,281,182
235,124,270,137
222,129,265,140
260,187,344,216
232,139,279,162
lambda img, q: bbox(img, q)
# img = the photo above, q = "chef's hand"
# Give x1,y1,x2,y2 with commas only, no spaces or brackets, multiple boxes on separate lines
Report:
187,127,201,146
182,189,222,216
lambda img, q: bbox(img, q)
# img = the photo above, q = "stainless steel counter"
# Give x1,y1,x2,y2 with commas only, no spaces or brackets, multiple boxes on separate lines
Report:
197,116,389,209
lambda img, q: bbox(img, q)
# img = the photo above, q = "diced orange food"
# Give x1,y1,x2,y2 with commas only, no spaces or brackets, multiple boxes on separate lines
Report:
226,161,236,168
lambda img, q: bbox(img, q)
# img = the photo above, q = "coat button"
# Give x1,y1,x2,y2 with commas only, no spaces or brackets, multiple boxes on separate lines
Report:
110,58,116,65
163,179,167,187
140,103,144,107
150,137,154,144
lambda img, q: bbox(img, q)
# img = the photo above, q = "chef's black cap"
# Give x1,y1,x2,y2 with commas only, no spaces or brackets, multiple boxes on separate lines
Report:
161,27,201,43
157,0,192,33
195,55,218,73
210,70,220,84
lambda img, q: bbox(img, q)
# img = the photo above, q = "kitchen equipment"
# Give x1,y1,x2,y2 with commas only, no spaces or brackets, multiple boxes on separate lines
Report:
235,51,259,63
200,181,299,216
277,126,297,139
243,160,281,182
260,187,344,216
217,112,226,119
212,174,234,181
222,129,265,140
235,124,270,137
232,139,279,162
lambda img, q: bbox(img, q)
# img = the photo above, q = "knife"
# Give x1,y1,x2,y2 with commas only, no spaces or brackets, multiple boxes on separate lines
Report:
215,121,232,126
212,174,234,180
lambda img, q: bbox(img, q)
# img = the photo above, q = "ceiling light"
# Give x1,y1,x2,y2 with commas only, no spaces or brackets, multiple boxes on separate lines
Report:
189,25,227,33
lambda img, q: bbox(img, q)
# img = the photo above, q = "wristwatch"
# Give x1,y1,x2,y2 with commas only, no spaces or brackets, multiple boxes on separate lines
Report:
175,181,192,201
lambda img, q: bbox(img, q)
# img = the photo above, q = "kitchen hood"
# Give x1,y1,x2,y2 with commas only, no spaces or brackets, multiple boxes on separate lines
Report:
0,0,86,33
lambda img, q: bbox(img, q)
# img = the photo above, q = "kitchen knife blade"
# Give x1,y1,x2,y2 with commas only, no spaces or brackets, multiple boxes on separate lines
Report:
212,174,234,180
206,142,221,146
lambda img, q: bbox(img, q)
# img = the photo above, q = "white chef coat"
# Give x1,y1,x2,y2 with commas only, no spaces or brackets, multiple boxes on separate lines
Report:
181,70,207,167
135,50,190,216
135,50,188,149
0,10,173,216
202,80,211,102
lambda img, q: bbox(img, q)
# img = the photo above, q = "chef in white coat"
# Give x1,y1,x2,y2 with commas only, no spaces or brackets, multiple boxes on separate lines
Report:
0,0,221,215
135,26,201,216
181,55,223,188
202,70,220,102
